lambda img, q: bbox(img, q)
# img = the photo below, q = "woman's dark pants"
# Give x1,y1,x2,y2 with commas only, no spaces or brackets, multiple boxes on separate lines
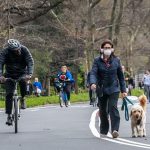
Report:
99,92,120,134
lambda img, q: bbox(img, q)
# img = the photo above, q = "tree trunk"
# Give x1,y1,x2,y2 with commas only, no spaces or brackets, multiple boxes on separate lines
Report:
109,0,118,40
74,27,79,94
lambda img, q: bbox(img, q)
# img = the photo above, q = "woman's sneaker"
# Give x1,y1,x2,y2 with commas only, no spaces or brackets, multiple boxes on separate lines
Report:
68,101,71,106
112,130,119,138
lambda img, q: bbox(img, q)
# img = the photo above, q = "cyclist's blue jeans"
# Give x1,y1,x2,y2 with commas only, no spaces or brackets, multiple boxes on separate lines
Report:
64,83,72,101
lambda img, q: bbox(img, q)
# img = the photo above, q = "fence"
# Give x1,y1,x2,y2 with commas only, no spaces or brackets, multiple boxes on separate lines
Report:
135,73,144,88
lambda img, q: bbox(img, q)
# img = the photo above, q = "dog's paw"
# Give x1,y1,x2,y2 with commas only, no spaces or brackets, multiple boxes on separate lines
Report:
132,135,137,138
138,135,143,138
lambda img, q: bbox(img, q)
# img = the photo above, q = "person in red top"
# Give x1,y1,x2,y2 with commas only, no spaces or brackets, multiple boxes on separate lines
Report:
57,65,74,105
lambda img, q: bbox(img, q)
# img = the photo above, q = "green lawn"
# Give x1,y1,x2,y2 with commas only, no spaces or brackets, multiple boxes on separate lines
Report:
131,88,144,97
0,88,144,108
0,92,89,108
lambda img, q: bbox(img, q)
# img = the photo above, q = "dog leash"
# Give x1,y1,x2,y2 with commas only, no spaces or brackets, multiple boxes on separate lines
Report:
121,97,134,121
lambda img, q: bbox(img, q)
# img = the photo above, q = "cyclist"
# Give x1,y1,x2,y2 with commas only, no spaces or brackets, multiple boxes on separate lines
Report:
56,65,74,105
0,39,34,125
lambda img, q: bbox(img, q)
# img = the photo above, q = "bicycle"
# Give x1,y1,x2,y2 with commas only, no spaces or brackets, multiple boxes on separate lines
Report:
59,81,69,107
6,78,22,133
91,89,98,107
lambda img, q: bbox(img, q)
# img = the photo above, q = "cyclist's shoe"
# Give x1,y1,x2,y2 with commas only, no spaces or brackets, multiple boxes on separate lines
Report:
20,98,26,109
68,101,71,106
6,115,13,126
65,102,68,107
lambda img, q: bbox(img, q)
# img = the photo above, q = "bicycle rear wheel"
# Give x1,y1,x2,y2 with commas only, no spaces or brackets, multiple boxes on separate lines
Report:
14,98,18,133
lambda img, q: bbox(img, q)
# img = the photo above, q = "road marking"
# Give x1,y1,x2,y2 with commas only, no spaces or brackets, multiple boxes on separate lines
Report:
26,104,91,111
0,104,91,113
89,109,150,149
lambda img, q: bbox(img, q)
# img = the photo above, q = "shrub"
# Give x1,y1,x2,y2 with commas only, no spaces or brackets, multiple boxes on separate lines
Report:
131,88,144,97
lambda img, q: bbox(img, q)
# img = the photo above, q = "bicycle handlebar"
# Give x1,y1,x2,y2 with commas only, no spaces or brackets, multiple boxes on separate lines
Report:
59,79,72,83
6,77,26,82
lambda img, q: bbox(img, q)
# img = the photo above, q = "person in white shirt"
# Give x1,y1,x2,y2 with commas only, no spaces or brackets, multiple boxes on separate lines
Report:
142,70,150,102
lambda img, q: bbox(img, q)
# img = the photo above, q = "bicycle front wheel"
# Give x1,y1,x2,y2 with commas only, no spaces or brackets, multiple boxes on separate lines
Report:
59,91,64,107
14,98,18,133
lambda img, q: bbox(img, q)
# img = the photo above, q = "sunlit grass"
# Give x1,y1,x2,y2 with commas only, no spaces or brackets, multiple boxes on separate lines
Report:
0,92,89,108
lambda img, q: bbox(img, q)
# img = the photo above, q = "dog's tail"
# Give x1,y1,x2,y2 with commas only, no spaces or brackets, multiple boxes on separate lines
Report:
139,94,147,111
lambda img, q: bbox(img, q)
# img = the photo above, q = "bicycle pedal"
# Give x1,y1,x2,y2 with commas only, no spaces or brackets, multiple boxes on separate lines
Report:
18,116,21,120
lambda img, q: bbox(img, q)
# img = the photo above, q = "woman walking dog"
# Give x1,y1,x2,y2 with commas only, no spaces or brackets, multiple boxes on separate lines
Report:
90,39,127,138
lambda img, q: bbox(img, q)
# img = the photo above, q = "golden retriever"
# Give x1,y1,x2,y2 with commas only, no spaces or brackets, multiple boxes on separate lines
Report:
130,95,147,138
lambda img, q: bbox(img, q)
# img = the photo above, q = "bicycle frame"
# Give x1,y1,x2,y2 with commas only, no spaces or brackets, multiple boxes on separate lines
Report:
6,78,21,133
12,80,20,116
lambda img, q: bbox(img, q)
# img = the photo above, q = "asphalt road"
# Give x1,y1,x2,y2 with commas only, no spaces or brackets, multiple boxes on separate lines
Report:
0,99,150,150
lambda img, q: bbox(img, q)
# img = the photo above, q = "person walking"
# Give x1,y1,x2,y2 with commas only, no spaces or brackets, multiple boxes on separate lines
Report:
90,39,127,138
26,80,33,95
122,65,130,94
142,70,150,102
86,71,93,105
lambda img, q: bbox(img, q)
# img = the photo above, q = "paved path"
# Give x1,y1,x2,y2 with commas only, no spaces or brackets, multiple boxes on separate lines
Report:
0,100,149,150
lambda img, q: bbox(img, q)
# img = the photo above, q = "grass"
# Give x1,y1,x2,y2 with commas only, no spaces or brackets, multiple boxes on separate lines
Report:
131,88,144,97
0,92,89,108
0,88,144,108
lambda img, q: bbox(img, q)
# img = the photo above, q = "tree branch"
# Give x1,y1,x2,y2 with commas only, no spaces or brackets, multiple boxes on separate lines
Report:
130,9,150,43
5,0,65,25
90,0,101,8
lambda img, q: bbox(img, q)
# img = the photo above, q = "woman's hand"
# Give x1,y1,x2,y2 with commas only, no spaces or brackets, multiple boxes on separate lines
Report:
121,92,127,98
91,84,96,90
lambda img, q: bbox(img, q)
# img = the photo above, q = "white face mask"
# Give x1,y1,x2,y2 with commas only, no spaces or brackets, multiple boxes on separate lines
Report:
103,49,112,56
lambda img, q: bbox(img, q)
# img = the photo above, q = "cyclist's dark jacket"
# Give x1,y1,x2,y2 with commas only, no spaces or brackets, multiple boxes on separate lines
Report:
0,45,34,78
89,56,126,95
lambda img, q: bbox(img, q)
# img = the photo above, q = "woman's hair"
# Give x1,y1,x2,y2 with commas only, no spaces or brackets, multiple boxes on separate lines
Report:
100,39,116,57
101,39,113,48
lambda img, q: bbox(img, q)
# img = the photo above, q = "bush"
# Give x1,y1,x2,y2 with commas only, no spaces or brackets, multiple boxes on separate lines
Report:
131,88,144,97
